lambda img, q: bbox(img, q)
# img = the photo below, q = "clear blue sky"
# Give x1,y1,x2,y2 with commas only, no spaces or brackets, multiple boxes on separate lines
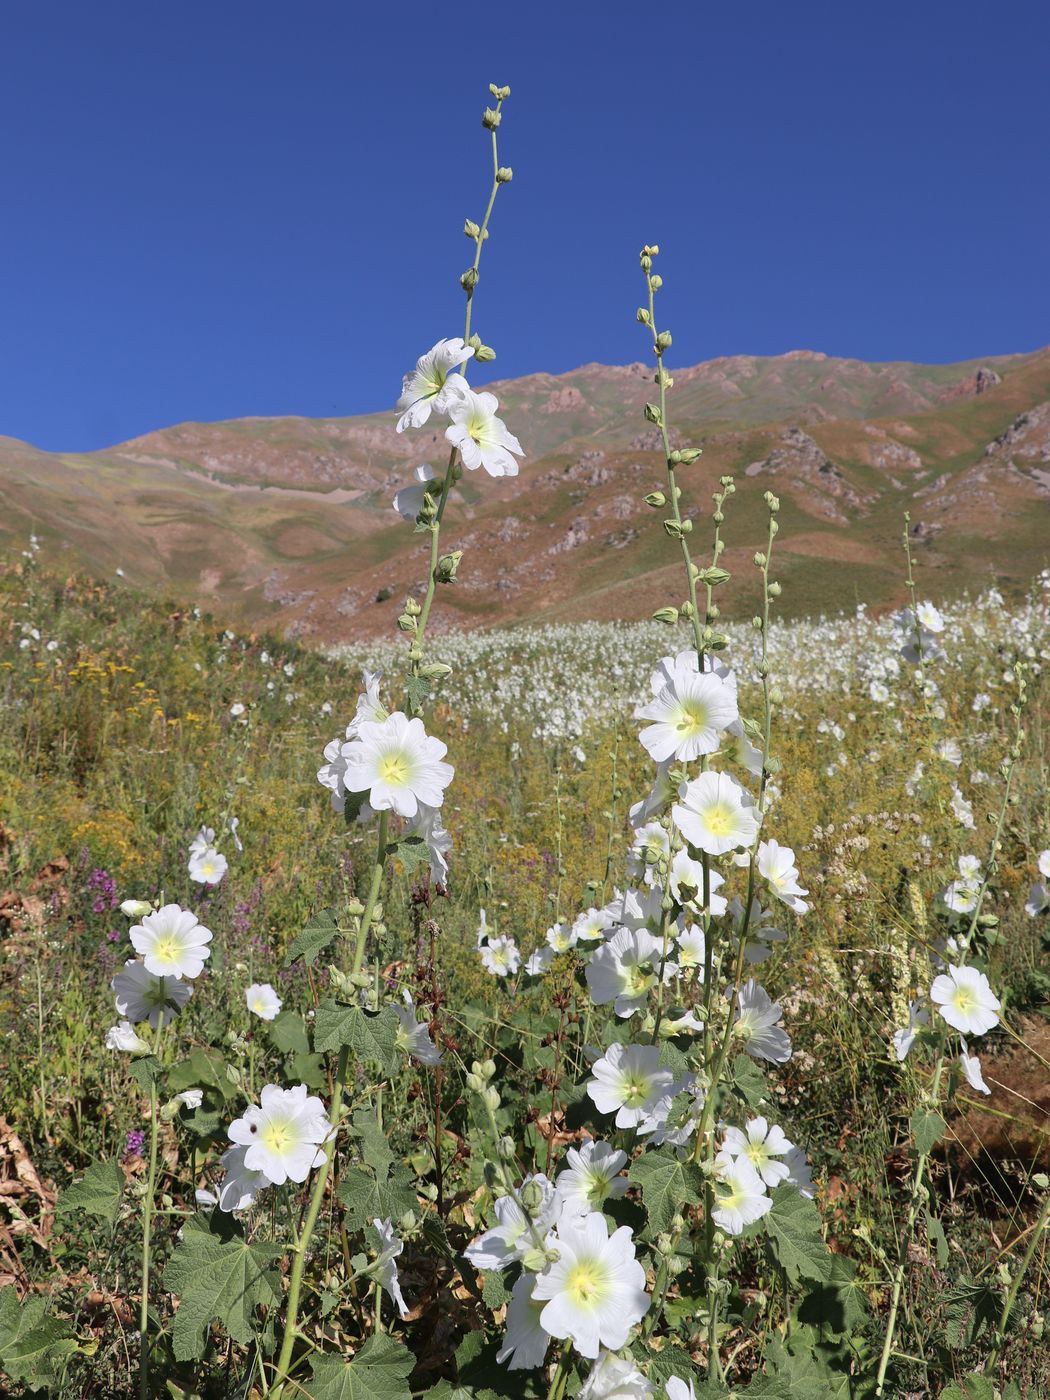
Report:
3,1,1048,451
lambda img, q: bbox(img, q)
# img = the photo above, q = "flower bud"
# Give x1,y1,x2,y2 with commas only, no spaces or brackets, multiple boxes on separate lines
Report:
464,219,481,238
522,1245,549,1272
644,402,662,425
644,490,666,507
404,596,422,616
652,607,679,625
768,581,782,597
435,551,463,584
482,107,502,130
699,566,731,587
420,662,453,680
677,448,703,465
663,520,684,539
656,331,672,350
650,274,663,290
754,552,767,567
397,612,418,633
460,267,479,291
496,166,513,183
482,1085,501,1112
636,307,651,325
520,1180,545,1213
120,899,152,918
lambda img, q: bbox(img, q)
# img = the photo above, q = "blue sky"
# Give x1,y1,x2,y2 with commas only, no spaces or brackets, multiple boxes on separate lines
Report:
2,1,1048,451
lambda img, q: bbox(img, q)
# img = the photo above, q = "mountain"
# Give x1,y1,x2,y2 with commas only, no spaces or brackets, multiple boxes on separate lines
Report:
2,348,1049,641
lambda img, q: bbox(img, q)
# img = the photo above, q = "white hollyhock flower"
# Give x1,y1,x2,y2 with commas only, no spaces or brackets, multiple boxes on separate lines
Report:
959,1039,991,1096
481,935,520,977
547,920,578,954
892,999,929,1061
371,1217,409,1318
395,337,473,431
635,652,738,763
586,928,660,1018
1025,881,1050,917
464,1174,559,1271
669,849,726,915
526,946,557,976
931,965,1000,1036
130,905,213,979
246,983,283,1021
673,770,761,856
475,908,489,948
496,1272,550,1370
175,1090,204,1110
1039,850,1050,879
722,1117,793,1188
665,1378,698,1400
342,712,453,820
227,1084,331,1187
727,896,787,965
445,388,524,477
579,1350,655,1398
943,878,981,915
573,907,615,942
394,992,442,1065
406,801,453,885
626,822,670,880
724,719,764,779
916,601,944,633
756,839,809,915
318,673,391,813
628,761,677,829
711,1152,771,1235
531,1211,650,1359
112,961,192,1028
783,1144,815,1198
950,786,975,830
188,846,228,886
555,1141,629,1217
105,1020,151,1054
675,926,706,974
586,1044,675,1129
188,826,215,859
731,980,792,1063
393,463,437,521
217,1144,266,1212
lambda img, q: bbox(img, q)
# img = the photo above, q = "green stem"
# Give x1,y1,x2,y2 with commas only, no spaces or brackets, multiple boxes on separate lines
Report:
545,1342,573,1400
139,1029,164,1400
352,811,390,978
986,1189,1050,1372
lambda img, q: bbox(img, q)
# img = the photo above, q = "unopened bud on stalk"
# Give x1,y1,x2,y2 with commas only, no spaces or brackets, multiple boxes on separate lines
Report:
662,520,684,539
120,899,152,918
435,551,462,583
656,330,672,350
397,613,417,633
699,566,731,586
768,580,782,597
420,662,453,680
474,343,497,362
496,166,513,183
636,307,651,325
482,107,502,129
650,274,663,289
754,552,767,568
482,1086,501,1113
460,267,479,290
404,597,422,616
677,448,702,464
644,490,666,507
464,219,481,238
644,402,662,425
680,601,695,619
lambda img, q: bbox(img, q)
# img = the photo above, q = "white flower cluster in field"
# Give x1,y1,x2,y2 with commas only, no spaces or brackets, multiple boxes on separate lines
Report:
332,577,1050,742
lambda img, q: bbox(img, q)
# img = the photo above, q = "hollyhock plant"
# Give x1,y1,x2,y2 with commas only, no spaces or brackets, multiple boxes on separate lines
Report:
371,1217,409,1318
217,1144,266,1213
341,711,453,820
445,388,524,477
395,336,473,431
673,770,762,856
130,904,213,980
394,992,442,1065
731,980,792,1063
531,1210,650,1358
245,983,282,1021
227,1084,332,1187
756,838,809,915
930,964,1001,1036
188,845,227,886
112,960,192,1028
585,927,661,1017
463,1174,559,1271
586,1043,675,1129
393,463,437,521
635,651,739,763
480,934,520,977
711,1152,772,1235
555,1140,629,1216
722,1117,793,1188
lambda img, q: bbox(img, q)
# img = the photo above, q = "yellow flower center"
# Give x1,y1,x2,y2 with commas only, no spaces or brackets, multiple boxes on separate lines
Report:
261,1118,294,1157
566,1261,607,1308
673,698,709,737
621,1072,650,1107
951,986,977,1015
152,936,181,967
379,752,409,787
704,803,735,837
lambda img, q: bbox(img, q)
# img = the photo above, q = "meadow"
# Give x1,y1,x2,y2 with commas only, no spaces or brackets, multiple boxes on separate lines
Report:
2,83,1050,1400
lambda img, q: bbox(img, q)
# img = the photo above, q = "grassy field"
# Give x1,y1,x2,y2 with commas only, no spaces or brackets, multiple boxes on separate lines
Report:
0,541,1048,1397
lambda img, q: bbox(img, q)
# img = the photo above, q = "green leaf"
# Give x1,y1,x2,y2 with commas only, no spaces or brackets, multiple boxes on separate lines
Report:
57,1159,123,1227
0,1286,80,1387
387,835,431,876
644,1344,699,1386
730,1053,769,1110
909,1108,946,1156
350,1109,395,1175
797,1255,869,1334
168,1048,239,1101
306,1333,414,1399
454,1331,538,1399
628,1146,703,1234
285,907,342,967
405,675,432,716
164,1230,282,1360
941,1378,996,1400
338,1165,417,1232
128,1054,164,1091
925,1208,949,1268
314,1003,400,1073
482,1270,510,1308
943,1277,1001,1348
765,1186,833,1284
268,1008,312,1055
